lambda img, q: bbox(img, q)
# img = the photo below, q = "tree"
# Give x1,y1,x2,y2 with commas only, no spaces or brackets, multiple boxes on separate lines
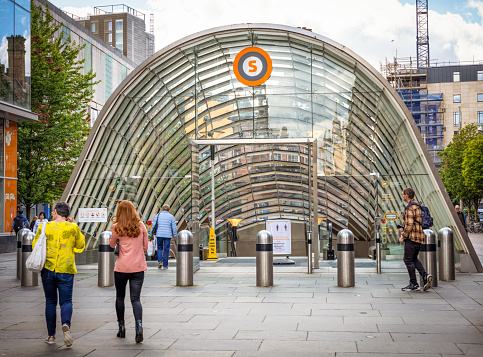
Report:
462,135,483,222
17,2,98,219
439,124,481,222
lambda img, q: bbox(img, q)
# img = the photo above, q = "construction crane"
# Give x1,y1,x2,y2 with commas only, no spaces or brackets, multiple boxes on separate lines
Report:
416,0,429,68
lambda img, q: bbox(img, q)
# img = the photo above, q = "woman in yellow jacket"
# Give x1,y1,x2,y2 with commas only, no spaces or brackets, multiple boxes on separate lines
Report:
33,202,85,347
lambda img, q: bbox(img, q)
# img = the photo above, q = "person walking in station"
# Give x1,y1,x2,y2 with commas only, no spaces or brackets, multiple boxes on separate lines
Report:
10,208,29,235
455,205,467,232
33,202,85,347
398,188,432,292
151,204,177,269
109,200,148,343
33,212,49,234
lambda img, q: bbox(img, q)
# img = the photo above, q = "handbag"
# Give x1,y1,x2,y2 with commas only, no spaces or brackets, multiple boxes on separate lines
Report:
151,214,160,238
26,222,47,273
114,240,120,256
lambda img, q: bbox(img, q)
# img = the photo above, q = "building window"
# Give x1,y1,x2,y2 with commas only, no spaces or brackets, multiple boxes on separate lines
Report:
478,71,483,81
453,112,460,126
115,19,123,52
91,22,96,32
106,33,112,43
454,131,459,135
453,72,460,82
478,111,483,124
90,107,99,126
478,93,483,102
453,94,461,103
107,21,112,31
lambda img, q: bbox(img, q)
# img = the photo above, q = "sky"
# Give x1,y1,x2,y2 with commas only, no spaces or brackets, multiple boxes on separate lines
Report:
53,0,483,70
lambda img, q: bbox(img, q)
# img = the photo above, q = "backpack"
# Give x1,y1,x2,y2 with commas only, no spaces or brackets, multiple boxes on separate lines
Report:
408,202,433,229
13,217,27,233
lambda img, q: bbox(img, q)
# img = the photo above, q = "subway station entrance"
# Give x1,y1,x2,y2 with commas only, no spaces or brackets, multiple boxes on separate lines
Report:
61,24,481,271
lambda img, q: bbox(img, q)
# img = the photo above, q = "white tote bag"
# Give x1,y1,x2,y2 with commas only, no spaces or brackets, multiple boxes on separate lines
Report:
147,238,156,257
26,222,47,273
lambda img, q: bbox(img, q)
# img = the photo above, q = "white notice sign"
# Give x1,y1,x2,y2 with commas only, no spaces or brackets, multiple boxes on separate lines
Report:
266,220,291,255
79,208,107,222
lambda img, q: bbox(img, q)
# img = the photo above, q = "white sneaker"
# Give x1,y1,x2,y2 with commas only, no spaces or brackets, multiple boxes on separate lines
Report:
62,324,73,347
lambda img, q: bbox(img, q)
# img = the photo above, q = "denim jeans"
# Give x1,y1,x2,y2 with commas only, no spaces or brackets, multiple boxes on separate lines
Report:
157,237,171,267
40,268,74,336
114,271,144,321
403,239,427,285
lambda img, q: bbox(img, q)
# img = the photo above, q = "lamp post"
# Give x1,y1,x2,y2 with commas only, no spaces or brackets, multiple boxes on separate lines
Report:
226,218,243,257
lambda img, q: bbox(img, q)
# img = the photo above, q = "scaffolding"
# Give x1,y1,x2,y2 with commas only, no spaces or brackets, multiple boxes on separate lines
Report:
381,57,444,166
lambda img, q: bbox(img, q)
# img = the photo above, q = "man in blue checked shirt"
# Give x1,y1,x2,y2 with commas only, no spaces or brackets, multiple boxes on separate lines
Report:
152,204,177,269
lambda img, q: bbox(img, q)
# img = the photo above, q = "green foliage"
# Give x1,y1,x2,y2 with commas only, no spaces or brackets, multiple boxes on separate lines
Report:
462,135,483,221
17,2,98,218
439,124,483,222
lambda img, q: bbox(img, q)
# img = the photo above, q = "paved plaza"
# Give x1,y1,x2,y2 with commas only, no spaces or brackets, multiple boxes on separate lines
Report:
0,235,482,356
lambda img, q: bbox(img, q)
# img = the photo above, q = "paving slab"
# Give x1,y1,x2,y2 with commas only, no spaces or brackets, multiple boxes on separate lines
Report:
0,245,482,356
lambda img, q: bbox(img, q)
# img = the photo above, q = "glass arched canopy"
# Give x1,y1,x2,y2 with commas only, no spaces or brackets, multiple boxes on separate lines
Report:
62,24,480,269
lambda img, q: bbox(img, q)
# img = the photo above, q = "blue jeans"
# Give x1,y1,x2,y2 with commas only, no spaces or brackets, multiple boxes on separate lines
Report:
41,268,74,336
157,237,171,267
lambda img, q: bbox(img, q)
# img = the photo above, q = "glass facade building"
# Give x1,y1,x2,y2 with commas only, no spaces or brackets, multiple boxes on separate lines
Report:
61,24,480,269
0,0,36,250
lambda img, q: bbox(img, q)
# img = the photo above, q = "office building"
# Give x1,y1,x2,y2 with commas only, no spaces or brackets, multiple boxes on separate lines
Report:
75,4,155,66
0,0,37,250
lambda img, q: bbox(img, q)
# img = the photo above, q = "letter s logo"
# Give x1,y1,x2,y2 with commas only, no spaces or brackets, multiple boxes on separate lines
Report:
248,60,257,72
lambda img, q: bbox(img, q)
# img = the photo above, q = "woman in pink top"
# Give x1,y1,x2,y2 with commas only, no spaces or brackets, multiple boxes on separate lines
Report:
109,200,148,343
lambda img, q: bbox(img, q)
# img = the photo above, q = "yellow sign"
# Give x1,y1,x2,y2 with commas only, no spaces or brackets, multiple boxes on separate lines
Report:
384,212,399,221
207,227,218,261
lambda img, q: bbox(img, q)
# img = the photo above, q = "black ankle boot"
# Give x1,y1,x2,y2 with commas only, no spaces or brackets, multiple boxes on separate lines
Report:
135,320,143,343
117,320,125,338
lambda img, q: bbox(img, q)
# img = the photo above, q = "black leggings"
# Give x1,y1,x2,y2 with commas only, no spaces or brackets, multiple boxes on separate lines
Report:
114,271,144,322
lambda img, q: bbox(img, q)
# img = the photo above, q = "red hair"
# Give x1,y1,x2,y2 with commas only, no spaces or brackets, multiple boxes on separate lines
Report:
113,200,141,238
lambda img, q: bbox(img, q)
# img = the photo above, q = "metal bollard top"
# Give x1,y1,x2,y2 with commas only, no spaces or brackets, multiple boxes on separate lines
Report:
256,230,273,244
423,229,436,244
337,229,354,244
99,231,112,245
438,227,453,240
22,231,35,245
178,230,193,245
18,228,31,242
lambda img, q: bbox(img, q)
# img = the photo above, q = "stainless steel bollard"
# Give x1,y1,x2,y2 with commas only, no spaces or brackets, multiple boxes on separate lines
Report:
438,227,455,281
17,228,30,280
420,229,438,287
256,230,273,287
21,232,38,287
337,229,355,287
98,231,114,287
177,230,193,286
307,230,312,274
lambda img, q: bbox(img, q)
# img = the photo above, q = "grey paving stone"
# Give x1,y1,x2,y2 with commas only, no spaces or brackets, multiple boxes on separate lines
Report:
234,329,307,341
170,338,261,351
391,331,483,344
258,339,356,353
307,331,392,342
356,340,462,354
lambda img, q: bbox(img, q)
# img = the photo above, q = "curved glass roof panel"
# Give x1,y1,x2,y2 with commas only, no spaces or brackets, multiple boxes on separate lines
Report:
61,24,480,270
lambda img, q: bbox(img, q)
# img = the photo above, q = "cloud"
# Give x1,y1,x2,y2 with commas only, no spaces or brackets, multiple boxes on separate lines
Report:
62,6,94,18
62,0,483,70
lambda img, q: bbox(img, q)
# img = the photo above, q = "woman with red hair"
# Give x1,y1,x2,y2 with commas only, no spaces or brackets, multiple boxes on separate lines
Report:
109,200,148,343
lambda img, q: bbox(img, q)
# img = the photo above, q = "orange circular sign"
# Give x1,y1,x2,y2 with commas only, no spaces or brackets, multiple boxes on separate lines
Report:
233,47,272,86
